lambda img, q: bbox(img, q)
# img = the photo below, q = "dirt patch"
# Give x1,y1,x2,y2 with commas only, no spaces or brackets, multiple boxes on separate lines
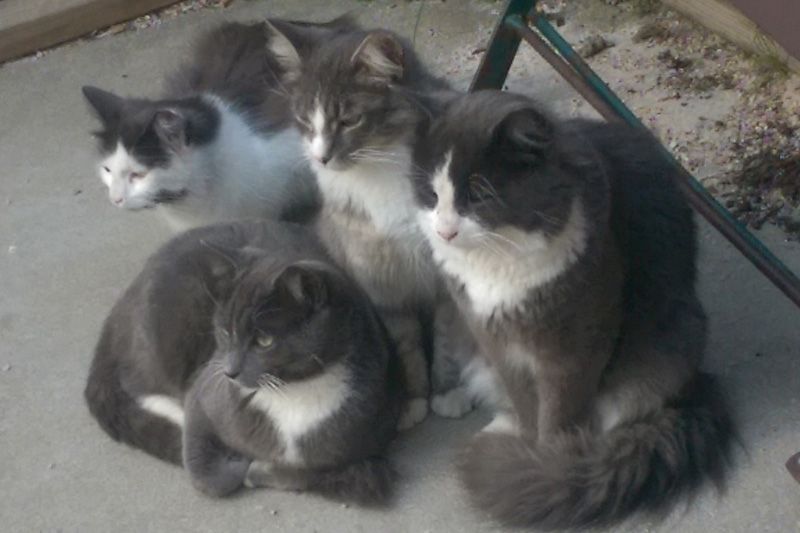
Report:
548,0,800,239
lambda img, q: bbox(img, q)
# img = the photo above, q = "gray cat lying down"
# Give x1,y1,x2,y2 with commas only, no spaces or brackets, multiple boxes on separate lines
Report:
183,252,404,506
85,221,403,506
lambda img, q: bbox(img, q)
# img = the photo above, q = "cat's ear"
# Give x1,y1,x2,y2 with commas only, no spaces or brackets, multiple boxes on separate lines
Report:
274,264,329,310
200,240,260,287
82,86,123,125
351,31,404,85
264,21,302,82
495,107,554,159
152,109,187,153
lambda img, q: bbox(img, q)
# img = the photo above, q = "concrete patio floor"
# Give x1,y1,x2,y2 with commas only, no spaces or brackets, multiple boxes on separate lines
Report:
1,1,798,531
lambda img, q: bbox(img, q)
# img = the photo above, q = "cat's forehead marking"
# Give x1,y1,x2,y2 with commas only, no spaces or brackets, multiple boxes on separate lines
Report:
310,97,325,134
431,150,455,210
101,142,144,177
309,98,328,161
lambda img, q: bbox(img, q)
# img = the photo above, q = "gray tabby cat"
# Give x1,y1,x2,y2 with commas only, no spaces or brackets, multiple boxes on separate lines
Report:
82,18,356,232
85,220,402,470
412,91,735,529
263,22,474,428
183,258,403,506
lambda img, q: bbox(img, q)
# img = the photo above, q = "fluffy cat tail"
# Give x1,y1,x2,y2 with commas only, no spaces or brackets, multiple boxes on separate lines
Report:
84,356,183,465
459,373,735,530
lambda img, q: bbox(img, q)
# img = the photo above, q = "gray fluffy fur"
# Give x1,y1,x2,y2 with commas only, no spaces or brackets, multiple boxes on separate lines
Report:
413,91,735,529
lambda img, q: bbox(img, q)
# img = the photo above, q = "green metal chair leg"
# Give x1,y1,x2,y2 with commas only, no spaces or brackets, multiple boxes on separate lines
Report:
469,0,800,309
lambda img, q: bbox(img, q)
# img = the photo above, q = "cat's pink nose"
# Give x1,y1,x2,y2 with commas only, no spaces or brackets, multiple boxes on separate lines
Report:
437,228,458,241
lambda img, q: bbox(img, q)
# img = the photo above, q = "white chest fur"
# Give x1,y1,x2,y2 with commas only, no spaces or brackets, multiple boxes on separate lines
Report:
314,144,438,305
248,364,350,465
163,96,310,231
429,200,588,318
315,145,418,234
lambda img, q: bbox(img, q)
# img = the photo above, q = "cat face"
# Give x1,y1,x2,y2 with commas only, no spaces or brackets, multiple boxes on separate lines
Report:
82,86,219,209
413,92,582,253
265,25,419,172
214,260,345,388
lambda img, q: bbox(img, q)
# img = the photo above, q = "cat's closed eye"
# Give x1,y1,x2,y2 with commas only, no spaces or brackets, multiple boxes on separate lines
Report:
129,171,146,181
102,166,111,173
256,334,275,349
340,116,362,129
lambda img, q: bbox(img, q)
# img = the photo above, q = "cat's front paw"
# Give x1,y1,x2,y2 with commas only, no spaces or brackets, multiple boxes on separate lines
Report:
432,386,474,419
397,397,428,431
245,461,305,492
481,412,519,435
244,461,280,489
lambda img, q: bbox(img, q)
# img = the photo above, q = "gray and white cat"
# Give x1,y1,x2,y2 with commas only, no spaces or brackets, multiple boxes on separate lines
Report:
84,219,402,471
412,91,735,529
82,18,356,232
263,22,475,428
183,258,403,506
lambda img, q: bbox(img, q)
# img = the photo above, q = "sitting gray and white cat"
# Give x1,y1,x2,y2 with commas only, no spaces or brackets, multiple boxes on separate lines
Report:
183,258,403,506
85,219,403,471
82,18,356,232
263,22,478,428
411,91,735,529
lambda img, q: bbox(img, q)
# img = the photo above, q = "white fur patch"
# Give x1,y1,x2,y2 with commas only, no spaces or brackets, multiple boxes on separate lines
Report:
481,412,519,435
138,394,185,428
432,386,474,419
420,168,588,317
249,364,350,465
99,142,152,210
158,96,311,231
308,102,328,162
430,152,461,240
314,143,419,234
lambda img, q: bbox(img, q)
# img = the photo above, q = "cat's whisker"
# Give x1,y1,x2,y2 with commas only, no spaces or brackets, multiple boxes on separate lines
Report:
311,354,325,370
473,234,513,259
484,231,524,253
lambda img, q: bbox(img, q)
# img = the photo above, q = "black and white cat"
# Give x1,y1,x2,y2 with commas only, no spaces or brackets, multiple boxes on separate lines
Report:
82,18,356,231
263,22,480,428
412,91,735,529
183,258,403,506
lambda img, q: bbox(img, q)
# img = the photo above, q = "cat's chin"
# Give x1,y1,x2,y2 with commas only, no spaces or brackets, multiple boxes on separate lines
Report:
311,158,351,173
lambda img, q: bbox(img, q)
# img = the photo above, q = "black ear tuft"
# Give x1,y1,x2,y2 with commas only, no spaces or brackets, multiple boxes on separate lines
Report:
350,31,404,85
274,264,329,310
82,86,124,125
496,107,554,158
153,108,187,153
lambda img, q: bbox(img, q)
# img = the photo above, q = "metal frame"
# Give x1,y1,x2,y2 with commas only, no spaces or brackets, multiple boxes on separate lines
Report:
470,0,800,309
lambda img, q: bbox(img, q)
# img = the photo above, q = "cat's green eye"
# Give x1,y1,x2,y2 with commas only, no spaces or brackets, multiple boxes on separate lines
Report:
256,334,274,349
